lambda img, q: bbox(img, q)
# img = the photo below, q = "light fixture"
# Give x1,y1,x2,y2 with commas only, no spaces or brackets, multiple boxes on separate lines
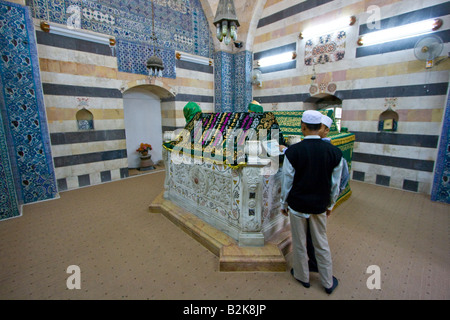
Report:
300,16,356,39
357,18,443,46
258,52,297,67
39,21,114,46
213,0,240,45
175,52,213,66
146,0,164,78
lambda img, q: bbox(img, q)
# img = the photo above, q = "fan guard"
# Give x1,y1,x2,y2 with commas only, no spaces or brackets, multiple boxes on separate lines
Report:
414,35,444,68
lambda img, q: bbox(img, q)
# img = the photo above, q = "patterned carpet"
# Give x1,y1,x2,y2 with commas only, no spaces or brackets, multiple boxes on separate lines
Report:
0,170,448,300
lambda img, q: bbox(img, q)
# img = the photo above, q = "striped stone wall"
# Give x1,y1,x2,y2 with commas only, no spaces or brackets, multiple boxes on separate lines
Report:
36,30,128,191
253,0,450,195
162,59,214,130
35,28,214,191
27,0,215,191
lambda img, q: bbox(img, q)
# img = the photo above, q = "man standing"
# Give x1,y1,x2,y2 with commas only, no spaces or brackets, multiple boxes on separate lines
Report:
280,110,344,294
320,114,350,194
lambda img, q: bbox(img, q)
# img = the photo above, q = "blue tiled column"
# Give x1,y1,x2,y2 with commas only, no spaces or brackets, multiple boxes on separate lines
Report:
431,88,450,203
0,109,20,220
234,51,253,112
214,50,253,113
0,1,58,216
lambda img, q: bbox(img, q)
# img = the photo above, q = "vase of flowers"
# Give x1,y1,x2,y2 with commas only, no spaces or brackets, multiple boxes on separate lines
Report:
137,143,152,157
136,143,154,170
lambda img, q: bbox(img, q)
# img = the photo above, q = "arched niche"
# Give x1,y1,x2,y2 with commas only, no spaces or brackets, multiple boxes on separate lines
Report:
122,83,175,170
76,108,94,130
378,108,399,132
304,93,343,131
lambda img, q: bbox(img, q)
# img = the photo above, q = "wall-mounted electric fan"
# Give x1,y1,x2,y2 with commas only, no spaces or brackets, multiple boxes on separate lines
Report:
414,35,444,68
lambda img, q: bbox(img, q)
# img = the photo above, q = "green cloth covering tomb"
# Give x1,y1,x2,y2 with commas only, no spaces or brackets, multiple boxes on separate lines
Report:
163,112,285,168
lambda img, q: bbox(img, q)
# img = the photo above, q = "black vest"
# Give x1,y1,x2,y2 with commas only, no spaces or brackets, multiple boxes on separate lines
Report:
284,138,342,214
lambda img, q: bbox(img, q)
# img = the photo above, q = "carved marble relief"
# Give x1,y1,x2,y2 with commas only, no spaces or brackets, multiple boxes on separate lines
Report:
168,159,240,228
163,148,286,246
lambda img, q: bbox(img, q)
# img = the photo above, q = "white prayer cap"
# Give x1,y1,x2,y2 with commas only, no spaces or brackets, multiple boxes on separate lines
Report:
302,110,322,124
321,115,333,128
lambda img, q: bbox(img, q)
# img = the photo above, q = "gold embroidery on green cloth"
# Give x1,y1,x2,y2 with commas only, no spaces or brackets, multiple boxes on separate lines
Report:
163,112,285,168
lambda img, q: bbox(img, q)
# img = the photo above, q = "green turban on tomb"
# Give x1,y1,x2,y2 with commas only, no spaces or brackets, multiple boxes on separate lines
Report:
183,101,202,123
248,100,263,113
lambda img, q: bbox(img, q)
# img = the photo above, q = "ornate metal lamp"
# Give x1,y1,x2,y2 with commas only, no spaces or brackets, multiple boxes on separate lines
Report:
213,0,240,45
146,0,164,78
147,55,164,78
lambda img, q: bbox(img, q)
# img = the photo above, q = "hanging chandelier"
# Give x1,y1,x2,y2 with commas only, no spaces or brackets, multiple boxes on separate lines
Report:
213,0,240,45
146,0,164,78
147,54,164,78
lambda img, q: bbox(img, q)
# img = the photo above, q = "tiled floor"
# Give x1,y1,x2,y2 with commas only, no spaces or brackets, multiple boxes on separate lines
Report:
0,171,448,300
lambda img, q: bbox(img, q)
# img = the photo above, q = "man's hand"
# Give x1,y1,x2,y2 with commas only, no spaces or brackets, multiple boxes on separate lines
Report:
326,209,332,217
279,145,287,153
281,208,288,216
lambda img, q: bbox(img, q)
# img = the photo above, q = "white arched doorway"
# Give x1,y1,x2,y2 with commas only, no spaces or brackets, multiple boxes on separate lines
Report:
123,87,163,169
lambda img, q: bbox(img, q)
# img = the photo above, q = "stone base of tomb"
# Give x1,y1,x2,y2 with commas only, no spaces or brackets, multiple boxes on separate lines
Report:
149,192,291,272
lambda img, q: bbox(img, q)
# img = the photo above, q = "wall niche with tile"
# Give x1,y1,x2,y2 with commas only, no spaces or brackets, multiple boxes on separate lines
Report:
378,107,398,132
76,108,94,130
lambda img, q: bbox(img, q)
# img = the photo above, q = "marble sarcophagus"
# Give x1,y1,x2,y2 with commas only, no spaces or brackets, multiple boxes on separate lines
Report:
160,110,354,250
162,112,288,247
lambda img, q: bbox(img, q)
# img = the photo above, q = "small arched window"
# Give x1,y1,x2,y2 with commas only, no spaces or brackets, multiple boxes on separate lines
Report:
76,108,94,130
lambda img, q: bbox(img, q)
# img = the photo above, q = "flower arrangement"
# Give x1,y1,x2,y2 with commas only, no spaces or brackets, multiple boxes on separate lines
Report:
136,143,152,156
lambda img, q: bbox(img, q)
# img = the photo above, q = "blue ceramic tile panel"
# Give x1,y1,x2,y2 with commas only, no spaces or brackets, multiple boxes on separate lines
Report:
27,0,214,77
431,93,450,203
233,50,253,112
215,50,253,113
0,100,20,220
0,1,58,206
117,39,176,78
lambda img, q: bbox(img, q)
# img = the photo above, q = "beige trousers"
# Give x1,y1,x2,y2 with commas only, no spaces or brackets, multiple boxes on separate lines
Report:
289,211,333,288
